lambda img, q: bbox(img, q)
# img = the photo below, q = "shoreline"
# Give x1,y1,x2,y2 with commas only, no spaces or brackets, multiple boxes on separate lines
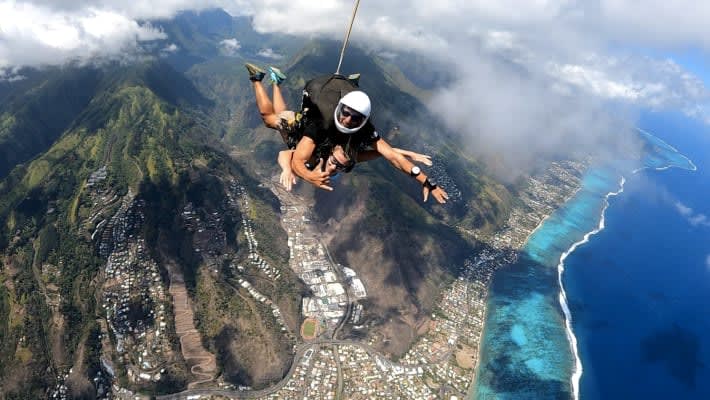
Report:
561,129,699,400
468,195,575,399
469,159,588,398
469,159,672,399
471,130,697,398
558,175,626,400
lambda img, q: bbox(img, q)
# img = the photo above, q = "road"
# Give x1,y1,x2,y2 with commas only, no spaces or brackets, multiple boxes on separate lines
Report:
155,339,393,400
158,181,389,399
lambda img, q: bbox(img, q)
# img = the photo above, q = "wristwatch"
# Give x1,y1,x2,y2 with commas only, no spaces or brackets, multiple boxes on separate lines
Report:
410,166,421,177
423,177,437,190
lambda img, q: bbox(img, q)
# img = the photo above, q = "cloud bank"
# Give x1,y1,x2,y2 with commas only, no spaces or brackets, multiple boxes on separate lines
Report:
0,1,169,71
2,0,709,176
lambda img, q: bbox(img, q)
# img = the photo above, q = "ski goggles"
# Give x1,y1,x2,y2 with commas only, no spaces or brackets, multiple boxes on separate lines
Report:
328,155,354,173
338,105,366,126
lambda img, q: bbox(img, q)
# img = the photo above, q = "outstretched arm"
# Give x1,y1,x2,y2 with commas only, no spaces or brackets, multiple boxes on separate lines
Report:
291,136,334,191
373,139,449,204
394,148,432,166
357,148,433,165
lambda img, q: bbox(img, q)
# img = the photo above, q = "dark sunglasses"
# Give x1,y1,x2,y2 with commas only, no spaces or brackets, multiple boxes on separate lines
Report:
329,155,354,172
340,105,365,124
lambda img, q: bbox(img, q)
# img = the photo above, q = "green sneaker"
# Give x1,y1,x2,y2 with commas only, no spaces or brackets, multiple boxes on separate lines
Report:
245,63,265,82
268,66,287,85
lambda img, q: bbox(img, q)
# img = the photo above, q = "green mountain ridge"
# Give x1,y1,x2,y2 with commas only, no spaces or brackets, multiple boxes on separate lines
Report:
0,9,517,397
0,60,298,397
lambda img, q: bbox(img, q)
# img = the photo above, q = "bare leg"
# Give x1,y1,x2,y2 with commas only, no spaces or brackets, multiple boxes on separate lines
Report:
252,81,279,128
272,83,287,113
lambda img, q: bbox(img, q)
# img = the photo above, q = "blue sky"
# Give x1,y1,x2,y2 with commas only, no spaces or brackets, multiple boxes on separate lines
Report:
670,51,710,87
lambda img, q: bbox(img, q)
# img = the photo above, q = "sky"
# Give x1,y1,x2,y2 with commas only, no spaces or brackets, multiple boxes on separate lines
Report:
1,0,709,178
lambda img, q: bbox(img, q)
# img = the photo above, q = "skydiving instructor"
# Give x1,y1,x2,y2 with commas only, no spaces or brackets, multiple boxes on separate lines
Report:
290,75,449,204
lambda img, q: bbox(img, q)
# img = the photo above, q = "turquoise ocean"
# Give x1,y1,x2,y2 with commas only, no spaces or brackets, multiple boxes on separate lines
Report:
473,111,709,399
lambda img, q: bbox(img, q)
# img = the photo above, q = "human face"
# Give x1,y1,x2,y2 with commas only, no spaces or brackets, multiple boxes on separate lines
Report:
338,105,366,128
325,149,353,175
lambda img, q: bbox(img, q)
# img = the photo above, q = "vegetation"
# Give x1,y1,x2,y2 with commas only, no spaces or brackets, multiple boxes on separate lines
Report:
0,60,229,395
0,67,103,179
0,285,10,376
302,319,317,337
0,14,519,395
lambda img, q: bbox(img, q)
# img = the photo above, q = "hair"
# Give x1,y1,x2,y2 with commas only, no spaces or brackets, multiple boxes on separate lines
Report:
334,143,356,166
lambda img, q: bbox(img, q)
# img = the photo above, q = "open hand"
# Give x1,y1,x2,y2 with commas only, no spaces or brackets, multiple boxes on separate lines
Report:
279,170,298,191
423,186,449,204
406,152,433,166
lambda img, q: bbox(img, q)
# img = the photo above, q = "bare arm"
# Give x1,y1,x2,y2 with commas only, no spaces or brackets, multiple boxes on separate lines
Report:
373,139,449,204
393,148,432,165
277,150,297,191
357,148,432,165
290,136,333,191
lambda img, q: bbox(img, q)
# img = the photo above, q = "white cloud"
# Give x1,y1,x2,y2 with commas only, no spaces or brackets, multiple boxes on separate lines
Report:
22,0,238,20
0,2,165,72
239,1,710,122
257,48,283,60
219,38,241,56
161,43,179,54
675,202,693,217
0,65,25,82
706,254,710,270
596,1,710,50
427,50,638,180
2,1,710,172
675,201,710,227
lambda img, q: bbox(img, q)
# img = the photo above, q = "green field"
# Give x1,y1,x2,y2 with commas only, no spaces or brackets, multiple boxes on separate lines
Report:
301,319,317,338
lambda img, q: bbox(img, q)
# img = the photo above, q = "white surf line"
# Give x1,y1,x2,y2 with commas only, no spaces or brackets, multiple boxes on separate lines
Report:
559,176,625,400
559,128,697,399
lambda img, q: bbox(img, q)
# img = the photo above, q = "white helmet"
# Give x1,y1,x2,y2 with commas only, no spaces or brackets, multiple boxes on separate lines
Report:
334,91,371,134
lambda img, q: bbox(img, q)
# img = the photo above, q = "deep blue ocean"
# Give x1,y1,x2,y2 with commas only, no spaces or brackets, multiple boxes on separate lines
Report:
474,111,710,399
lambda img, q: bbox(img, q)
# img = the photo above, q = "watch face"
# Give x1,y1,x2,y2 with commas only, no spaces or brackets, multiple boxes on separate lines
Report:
411,166,421,175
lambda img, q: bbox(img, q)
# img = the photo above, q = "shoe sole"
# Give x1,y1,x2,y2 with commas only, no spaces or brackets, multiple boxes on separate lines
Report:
245,63,265,75
269,67,287,81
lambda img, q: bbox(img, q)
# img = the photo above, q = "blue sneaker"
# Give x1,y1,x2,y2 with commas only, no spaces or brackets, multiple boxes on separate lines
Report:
268,66,287,85
245,63,265,82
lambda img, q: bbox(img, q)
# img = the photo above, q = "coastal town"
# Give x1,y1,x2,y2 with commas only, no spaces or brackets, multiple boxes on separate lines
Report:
46,156,586,400
272,183,368,338
171,159,584,400
256,160,586,400
91,183,177,395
